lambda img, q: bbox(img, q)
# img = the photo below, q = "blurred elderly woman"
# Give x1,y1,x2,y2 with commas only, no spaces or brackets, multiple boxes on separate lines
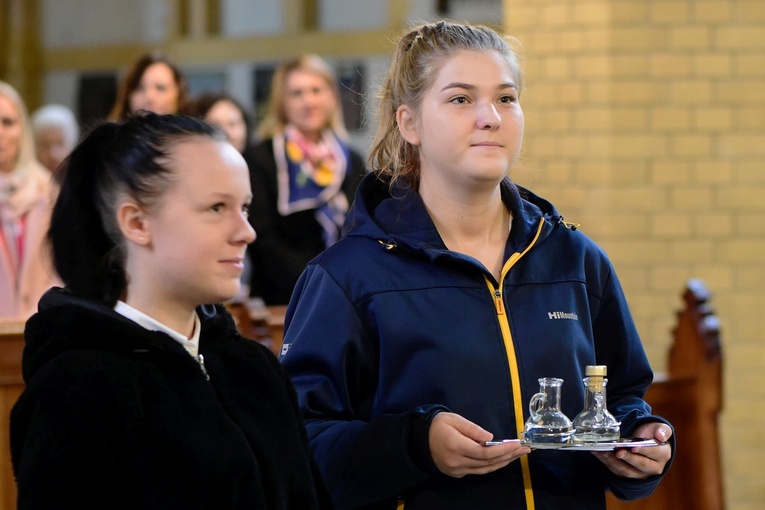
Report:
0,81,60,318
31,104,79,173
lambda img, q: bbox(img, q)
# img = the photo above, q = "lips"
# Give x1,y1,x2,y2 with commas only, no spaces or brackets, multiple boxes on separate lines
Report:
472,141,503,147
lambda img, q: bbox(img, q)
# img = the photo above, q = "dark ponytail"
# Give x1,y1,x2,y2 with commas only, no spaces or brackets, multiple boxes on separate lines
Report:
49,113,222,305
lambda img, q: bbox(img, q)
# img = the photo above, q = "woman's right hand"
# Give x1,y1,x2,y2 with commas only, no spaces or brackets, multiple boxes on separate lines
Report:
428,412,530,478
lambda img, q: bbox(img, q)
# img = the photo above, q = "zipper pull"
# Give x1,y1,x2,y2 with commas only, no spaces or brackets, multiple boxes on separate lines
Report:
198,353,210,381
493,289,505,315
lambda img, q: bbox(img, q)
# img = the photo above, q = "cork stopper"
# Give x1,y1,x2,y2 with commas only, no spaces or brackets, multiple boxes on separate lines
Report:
585,365,607,377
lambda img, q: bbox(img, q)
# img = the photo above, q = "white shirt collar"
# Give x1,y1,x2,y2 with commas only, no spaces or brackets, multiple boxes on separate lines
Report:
114,301,201,358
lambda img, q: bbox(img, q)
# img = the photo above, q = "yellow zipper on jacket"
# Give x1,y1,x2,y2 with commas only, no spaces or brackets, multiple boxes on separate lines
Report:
485,217,545,510
397,218,546,510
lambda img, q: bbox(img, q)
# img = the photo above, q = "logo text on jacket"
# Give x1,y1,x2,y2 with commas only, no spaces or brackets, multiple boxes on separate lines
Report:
548,311,579,320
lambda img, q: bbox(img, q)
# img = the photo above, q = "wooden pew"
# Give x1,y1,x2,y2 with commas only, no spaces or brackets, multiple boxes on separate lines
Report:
0,319,24,510
607,278,724,510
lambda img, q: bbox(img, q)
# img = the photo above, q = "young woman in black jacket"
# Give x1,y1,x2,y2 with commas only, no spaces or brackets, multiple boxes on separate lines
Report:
10,113,332,509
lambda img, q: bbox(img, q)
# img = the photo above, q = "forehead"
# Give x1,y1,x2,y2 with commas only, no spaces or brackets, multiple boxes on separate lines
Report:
285,69,329,89
0,95,20,117
432,49,517,86
142,62,175,82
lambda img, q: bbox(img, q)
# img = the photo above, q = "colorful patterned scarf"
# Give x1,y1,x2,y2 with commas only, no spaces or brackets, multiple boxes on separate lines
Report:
273,126,350,247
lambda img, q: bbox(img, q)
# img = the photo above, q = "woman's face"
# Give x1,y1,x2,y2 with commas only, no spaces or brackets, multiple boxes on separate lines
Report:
399,49,524,194
0,95,22,175
129,62,180,115
205,100,248,154
132,137,255,310
282,70,336,141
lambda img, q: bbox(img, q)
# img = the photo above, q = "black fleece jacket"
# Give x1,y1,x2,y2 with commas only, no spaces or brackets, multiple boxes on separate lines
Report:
11,287,333,509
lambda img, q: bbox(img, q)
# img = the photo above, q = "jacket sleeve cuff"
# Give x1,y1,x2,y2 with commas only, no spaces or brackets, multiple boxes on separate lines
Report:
408,405,449,475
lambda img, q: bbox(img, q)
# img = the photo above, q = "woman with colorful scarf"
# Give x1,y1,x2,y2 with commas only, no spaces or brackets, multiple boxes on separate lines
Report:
248,54,365,305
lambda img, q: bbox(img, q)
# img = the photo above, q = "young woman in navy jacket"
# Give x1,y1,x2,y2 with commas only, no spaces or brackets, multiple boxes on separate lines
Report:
280,20,674,510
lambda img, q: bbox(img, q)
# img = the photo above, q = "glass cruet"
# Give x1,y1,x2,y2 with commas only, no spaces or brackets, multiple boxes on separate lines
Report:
572,365,621,442
524,377,574,444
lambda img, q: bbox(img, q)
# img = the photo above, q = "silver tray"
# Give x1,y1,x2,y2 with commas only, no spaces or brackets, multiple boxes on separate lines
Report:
485,438,664,451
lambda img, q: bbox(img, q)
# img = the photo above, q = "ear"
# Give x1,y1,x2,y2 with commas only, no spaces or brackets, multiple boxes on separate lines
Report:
116,201,151,246
396,104,420,146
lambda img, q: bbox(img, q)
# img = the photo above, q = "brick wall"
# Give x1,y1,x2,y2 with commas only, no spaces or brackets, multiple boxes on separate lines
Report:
503,1,765,508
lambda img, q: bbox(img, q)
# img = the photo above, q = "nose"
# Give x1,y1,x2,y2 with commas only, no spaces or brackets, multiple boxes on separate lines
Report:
235,211,256,245
477,101,501,130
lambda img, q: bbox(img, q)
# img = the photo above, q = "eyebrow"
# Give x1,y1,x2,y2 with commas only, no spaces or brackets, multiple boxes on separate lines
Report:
440,82,517,92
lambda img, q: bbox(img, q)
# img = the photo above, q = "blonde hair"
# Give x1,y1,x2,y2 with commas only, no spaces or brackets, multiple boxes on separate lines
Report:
257,54,348,141
0,80,40,178
368,20,524,189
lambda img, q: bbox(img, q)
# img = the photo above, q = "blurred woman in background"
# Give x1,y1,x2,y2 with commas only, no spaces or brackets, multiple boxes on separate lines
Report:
0,81,60,318
248,54,364,305
108,52,189,121
31,104,79,173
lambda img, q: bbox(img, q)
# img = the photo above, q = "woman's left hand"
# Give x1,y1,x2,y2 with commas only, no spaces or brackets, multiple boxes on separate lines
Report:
592,422,673,479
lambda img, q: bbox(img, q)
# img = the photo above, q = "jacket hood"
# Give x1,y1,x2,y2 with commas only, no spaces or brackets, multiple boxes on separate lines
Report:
22,287,230,383
342,172,565,260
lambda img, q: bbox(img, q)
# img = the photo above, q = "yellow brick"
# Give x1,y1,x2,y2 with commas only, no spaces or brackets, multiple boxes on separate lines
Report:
650,54,692,77
542,56,571,79
693,1,731,22
735,54,765,77
572,3,611,25
584,28,612,51
574,55,611,78
651,214,692,237
694,160,733,183
717,188,765,210
610,27,668,51
734,107,765,130
650,108,691,131
733,162,765,183
650,1,691,24
611,108,649,130
599,240,670,262
669,27,711,49
716,27,765,50
558,29,586,53
694,108,733,131
650,266,695,291
612,55,650,77
612,135,669,157
717,81,765,104
692,53,732,77
612,81,665,104
670,81,713,103
574,108,611,130
719,240,765,262
735,267,765,290
584,187,668,211
691,265,733,289
504,6,541,29
672,134,714,157
719,134,765,157
691,213,733,237
733,1,765,23
612,2,649,24
668,240,716,262
651,161,692,182
540,110,572,131
670,187,713,209
541,4,570,26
